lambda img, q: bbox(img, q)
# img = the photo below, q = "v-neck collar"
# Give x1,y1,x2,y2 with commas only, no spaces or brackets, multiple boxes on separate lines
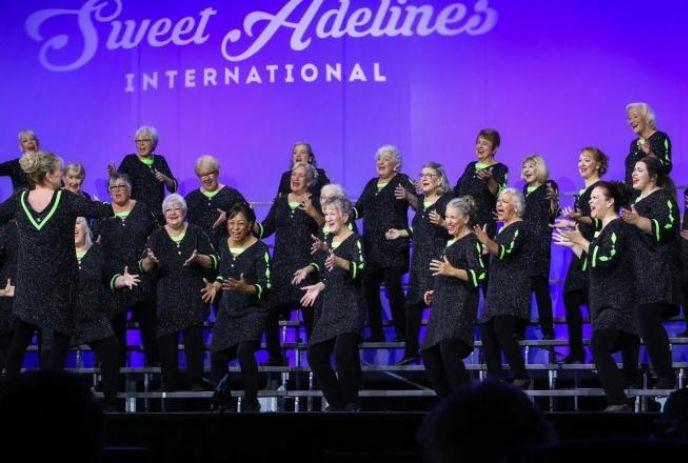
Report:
20,190,62,231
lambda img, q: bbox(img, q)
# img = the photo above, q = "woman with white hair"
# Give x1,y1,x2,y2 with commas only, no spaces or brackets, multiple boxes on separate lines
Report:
258,162,324,365
107,126,177,223
0,129,39,191
185,155,247,248
139,193,218,391
275,142,330,197
74,216,139,409
354,145,416,342
474,188,532,388
625,102,672,186
521,155,559,340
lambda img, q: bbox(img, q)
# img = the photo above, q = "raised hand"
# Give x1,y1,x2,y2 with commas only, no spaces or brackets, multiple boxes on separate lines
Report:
551,218,577,230
0,278,14,297
429,256,454,277
153,168,167,183
223,273,250,293
423,290,434,306
200,277,218,303
638,138,651,154
310,233,326,255
620,205,640,225
183,249,199,266
473,224,489,244
476,166,494,180
428,210,445,227
394,184,408,200
325,250,339,271
561,206,581,222
146,248,159,264
545,182,558,200
116,266,141,289
300,283,324,307
292,266,311,285
385,228,403,240
106,163,117,176
212,209,227,229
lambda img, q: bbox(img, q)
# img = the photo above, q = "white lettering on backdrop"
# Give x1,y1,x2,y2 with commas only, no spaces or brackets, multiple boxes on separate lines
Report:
24,0,498,90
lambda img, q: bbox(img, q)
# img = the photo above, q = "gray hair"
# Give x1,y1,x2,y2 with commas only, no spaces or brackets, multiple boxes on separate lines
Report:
195,155,220,174
76,217,93,249
162,193,187,216
626,102,657,130
292,161,318,185
18,129,38,142
446,196,476,224
320,183,347,201
108,173,132,190
375,145,402,169
322,197,352,219
498,187,526,217
135,125,159,147
64,162,86,180
422,162,451,195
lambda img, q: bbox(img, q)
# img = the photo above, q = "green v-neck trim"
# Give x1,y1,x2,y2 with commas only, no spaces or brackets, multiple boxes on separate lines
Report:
21,190,62,231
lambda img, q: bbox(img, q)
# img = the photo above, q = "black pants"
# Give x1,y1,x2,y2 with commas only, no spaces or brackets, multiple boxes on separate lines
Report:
158,324,204,389
307,333,361,410
403,301,425,357
0,329,14,372
480,316,528,381
111,301,159,366
210,341,259,407
422,338,472,397
564,290,587,356
637,303,674,382
4,320,71,384
591,329,639,405
265,303,313,360
363,267,406,340
531,276,554,338
88,336,121,403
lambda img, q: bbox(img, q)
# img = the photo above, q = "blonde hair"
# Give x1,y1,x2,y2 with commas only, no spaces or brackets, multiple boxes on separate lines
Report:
626,102,656,130
19,151,63,186
520,155,549,184
64,163,86,180
195,155,220,174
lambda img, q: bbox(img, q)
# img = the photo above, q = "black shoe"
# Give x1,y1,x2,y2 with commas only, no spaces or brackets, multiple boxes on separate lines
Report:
561,352,585,364
396,356,420,366
212,374,233,411
653,377,676,390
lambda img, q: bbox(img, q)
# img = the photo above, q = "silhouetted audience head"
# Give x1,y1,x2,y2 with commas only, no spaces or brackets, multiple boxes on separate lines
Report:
658,388,688,440
0,371,104,462
418,380,555,463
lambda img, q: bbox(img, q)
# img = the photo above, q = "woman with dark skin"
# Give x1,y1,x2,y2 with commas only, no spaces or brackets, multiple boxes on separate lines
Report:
203,203,271,412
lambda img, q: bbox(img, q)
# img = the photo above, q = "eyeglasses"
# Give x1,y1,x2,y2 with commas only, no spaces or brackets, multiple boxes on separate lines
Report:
198,171,217,178
109,184,129,190
418,173,437,179
135,138,153,144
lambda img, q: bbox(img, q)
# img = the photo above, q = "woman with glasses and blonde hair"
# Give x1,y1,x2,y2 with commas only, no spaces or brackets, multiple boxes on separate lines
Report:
386,162,453,363
521,155,559,340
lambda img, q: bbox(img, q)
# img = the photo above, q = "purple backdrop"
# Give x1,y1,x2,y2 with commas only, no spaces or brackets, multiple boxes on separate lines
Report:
1,0,687,365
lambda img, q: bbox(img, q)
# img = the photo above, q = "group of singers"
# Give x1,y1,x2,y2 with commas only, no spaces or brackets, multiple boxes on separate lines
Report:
0,101,684,413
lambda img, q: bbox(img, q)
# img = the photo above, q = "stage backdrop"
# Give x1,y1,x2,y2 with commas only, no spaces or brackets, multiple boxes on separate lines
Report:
1,0,687,324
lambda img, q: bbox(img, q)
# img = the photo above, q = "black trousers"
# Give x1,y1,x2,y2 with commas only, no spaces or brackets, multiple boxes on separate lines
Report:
0,329,13,372
591,329,639,405
564,290,587,356
4,320,71,384
111,301,159,366
307,333,361,410
210,341,259,407
363,267,406,340
637,303,674,382
531,276,554,338
88,336,121,403
421,338,472,398
158,324,204,388
403,301,425,357
265,302,313,360
480,316,528,381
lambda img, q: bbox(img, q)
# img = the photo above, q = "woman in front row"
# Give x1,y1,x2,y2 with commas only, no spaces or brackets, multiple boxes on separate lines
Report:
140,194,218,391
421,197,484,398
296,198,366,412
474,188,531,388
202,203,271,412
555,182,639,412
